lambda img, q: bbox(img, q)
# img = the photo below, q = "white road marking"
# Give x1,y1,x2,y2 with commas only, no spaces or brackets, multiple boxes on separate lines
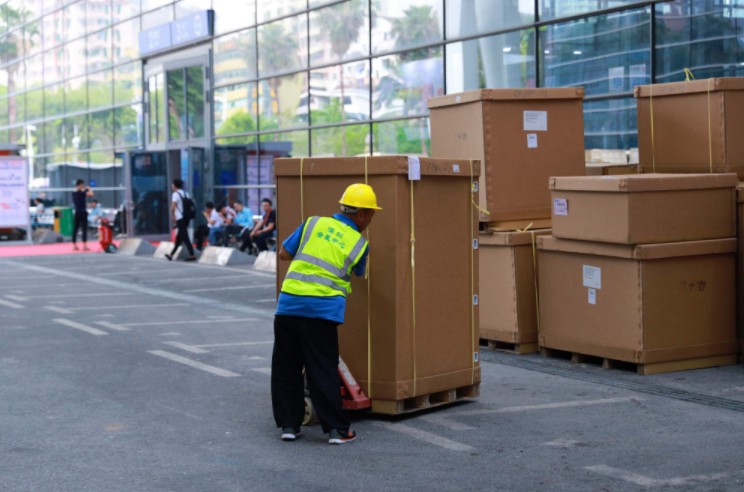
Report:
5,295,27,302
158,332,181,336
376,422,474,452
543,437,581,448
254,299,276,303
585,465,744,487
72,303,189,311
195,341,273,349
148,350,241,378
54,318,109,336
163,340,273,354
95,321,131,332
44,305,72,314
143,274,250,284
162,341,210,354
123,318,258,327
16,292,137,300
185,285,273,293
153,403,204,421
245,356,265,360
420,415,475,431
0,298,24,309
206,315,236,319
252,367,272,375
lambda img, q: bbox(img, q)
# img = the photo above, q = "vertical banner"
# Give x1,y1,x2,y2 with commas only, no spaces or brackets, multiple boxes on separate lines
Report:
0,156,31,241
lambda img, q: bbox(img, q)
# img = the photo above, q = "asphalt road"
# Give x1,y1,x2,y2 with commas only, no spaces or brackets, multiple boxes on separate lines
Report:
2,253,744,491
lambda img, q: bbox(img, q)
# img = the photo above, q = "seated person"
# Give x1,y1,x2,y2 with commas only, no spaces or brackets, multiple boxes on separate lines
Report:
249,198,276,253
222,202,237,225
88,199,104,227
206,202,226,246
223,201,254,248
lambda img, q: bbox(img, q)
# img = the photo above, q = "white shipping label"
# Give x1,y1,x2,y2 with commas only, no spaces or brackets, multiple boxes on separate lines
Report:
553,198,568,216
527,133,538,148
582,265,602,290
523,110,548,131
588,288,597,305
473,352,479,363
452,164,460,173
407,156,421,180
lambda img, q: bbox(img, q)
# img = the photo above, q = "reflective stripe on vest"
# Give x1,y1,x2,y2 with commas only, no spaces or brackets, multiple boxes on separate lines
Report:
281,216,367,298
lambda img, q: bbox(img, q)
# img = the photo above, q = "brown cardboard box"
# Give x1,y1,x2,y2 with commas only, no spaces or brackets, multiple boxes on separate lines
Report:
585,163,638,176
538,236,738,374
550,173,737,244
275,156,481,411
635,78,744,178
479,229,551,353
738,184,744,359
428,88,585,225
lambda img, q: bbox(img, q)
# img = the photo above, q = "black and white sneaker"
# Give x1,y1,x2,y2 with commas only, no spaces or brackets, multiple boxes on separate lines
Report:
328,428,356,445
281,427,301,441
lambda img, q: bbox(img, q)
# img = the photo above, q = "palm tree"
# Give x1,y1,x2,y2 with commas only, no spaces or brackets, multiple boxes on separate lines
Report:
315,0,366,155
258,22,299,138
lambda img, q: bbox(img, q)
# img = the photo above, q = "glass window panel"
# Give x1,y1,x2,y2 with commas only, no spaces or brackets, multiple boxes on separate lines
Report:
213,0,255,34
372,48,443,119
258,72,308,131
26,87,43,120
142,0,172,14
44,1,64,14
88,108,114,150
43,50,63,85
539,0,641,21
113,0,140,23
373,117,430,155
0,96,7,126
257,0,306,23
583,97,638,150
64,2,86,42
141,5,173,30
259,129,307,155
113,17,140,64
45,82,65,117
655,1,744,83
114,103,143,147
213,29,257,86
43,117,64,153
372,0,442,55
446,0,533,39
85,0,111,34
540,8,651,97
8,124,23,144
307,60,370,124
1,60,25,95
88,68,113,109
214,82,258,137
311,123,370,157
65,75,87,113
64,37,87,79
87,29,112,72
13,91,24,124
114,61,142,105
167,68,186,141
175,0,207,19
24,20,43,56
25,53,43,88
186,65,205,139
66,114,88,152
148,73,165,143
309,0,336,7
258,15,307,78
309,0,369,66
446,29,535,93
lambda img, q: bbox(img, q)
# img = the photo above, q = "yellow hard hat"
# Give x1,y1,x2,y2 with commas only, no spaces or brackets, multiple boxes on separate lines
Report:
339,183,382,210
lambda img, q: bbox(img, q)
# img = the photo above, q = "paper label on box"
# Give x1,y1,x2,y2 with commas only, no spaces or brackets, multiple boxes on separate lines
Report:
473,352,479,363
407,156,421,181
473,239,478,250
455,95,461,103
524,111,548,131
588,288,597,305
582,265,602,289
527,133,538,148
452,164,460,173
473,294,479,305
553,198,568,216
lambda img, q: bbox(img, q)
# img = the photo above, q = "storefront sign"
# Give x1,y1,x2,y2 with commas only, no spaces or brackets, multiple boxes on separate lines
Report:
139,10,214,57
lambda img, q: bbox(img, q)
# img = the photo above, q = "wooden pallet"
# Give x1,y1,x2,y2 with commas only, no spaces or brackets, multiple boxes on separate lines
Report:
370,384,480,415
480,338,538,355
539,347,737,375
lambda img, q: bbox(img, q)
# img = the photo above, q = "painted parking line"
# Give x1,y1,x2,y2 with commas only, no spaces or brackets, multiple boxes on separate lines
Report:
14,292,137,300
5,294,27,302
0,298,24,309
95,320,131,332
252,367,272,376
45,305,73,314
376,422,474,452
585,465,744,487
148,350,241,378
72,303,189,312
163,340,273,354
122,318,258,327
54,318,109,336
185,285,273,293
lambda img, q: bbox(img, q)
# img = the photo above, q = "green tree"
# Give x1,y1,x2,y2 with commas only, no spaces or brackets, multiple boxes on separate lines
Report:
258,23,299,138
216,109,257,144
391,5,440,62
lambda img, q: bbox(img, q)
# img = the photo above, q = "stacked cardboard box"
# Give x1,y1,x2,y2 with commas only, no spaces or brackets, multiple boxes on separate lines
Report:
585,163,638,176
539,173,738,374
739,184,744,359
478,229,551,354
428,88,585,229
274,156,481,414
635,78,744,178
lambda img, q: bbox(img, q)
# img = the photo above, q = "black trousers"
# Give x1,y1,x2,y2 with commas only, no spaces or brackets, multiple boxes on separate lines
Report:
171,218,194,256
271,315,349,434
254,230,273,251
72,210,88,243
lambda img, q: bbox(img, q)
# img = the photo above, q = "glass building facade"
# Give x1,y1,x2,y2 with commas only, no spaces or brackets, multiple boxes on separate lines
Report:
1,0,743,236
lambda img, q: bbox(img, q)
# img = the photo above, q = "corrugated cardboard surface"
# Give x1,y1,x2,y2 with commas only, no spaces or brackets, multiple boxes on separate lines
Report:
635,78,744,178
585,164,638,176
549,174,737,244
478,230,550,344
275,156,481,401
738,184,744,357
428,88,585,222
538,237,737,364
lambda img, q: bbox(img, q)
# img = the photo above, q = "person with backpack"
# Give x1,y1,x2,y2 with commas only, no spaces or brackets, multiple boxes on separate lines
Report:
166,178,197,262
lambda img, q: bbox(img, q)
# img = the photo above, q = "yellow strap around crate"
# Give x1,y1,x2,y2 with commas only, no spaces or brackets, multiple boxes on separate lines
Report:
649,84,656,173
409,177,417,396
707,77,713,173
469,160,477,385
363,155,373,398
299,157,305,222
530,230,541,334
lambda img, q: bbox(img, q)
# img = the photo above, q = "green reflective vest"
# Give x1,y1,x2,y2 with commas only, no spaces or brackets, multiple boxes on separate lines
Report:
281,216,368,298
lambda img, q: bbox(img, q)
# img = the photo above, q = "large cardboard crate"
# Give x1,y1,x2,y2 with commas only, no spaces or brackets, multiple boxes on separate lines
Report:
538,236,738,374
738,184,744,359
479,229,551,354
584,163,638,176
635,78,744,178
550,173,737,244
428,88,585,226
275,156,481,413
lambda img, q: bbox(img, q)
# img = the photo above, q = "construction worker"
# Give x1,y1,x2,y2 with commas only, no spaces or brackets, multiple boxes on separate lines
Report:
272,183,381,445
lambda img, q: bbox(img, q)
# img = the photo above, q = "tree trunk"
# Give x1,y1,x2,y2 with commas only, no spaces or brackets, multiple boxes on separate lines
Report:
339,64,347,156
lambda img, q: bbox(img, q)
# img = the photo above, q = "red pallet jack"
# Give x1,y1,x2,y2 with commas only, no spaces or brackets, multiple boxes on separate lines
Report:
303,357,370,425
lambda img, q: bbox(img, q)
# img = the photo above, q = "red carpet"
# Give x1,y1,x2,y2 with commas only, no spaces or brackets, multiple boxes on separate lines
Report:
0,241,120,257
